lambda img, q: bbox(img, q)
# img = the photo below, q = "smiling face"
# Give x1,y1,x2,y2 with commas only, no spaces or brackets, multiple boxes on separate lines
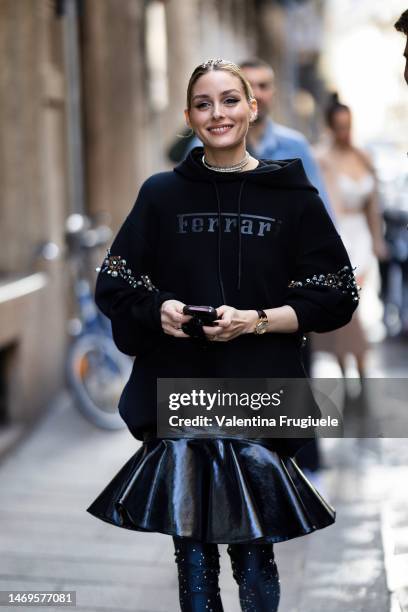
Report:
184,70,257,150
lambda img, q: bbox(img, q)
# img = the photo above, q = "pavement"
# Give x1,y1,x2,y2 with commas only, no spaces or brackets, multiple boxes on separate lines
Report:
0,337,407,612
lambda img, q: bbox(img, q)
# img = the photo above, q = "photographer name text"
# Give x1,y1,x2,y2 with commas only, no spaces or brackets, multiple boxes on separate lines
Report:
168,415,339,429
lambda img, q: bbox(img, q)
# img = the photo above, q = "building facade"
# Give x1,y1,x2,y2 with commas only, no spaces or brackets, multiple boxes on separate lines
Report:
0,0,320,455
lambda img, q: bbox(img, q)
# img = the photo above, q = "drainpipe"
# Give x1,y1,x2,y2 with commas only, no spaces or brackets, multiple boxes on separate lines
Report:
57,0,85,215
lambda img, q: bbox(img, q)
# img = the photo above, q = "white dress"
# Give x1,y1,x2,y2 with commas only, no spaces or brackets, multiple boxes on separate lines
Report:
335,173,376,278
311,171,376,360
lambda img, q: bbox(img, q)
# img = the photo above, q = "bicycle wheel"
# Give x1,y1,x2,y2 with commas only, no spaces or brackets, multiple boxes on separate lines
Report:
67,333,132,429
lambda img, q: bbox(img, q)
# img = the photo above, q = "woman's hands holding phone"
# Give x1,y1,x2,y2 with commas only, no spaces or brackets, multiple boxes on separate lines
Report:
160,301,259,341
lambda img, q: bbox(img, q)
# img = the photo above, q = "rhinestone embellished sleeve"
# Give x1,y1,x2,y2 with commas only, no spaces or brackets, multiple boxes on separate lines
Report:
96,248,158,292
288,265,360,303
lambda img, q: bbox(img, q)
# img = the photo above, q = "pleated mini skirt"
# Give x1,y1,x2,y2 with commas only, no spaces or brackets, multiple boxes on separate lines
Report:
86,434,336,544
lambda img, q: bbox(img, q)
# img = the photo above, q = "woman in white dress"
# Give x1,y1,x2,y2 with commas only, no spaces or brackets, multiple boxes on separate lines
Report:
313,94,388,377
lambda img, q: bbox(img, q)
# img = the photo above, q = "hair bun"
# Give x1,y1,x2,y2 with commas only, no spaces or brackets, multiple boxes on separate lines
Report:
329,92,340,105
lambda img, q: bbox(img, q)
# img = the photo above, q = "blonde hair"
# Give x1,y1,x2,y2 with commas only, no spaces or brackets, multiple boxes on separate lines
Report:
186,58,255,110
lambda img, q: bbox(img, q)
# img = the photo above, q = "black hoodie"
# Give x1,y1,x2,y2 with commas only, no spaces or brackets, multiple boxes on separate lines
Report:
94,146,359,455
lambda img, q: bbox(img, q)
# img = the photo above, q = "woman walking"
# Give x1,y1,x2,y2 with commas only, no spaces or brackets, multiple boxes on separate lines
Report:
86,59,359,611
313,94,387,378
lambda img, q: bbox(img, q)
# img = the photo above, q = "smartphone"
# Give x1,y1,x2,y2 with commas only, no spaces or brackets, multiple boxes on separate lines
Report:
183,305,218,326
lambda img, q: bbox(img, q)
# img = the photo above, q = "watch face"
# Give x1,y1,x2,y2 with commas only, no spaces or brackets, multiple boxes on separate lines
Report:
256,321,268,334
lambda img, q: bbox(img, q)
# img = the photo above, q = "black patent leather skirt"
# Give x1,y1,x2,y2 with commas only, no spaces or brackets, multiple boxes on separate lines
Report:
86,432,336,544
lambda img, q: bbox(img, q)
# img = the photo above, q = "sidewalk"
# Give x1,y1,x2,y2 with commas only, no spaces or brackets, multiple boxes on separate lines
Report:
0,340,406,611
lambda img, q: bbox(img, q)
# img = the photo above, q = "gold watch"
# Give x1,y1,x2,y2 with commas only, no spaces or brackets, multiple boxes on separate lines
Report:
253,309,269,335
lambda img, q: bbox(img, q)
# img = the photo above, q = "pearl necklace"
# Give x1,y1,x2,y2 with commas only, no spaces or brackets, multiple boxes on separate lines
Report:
201,150,250,173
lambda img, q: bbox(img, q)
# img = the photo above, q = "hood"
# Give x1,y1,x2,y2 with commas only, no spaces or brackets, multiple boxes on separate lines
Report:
173,145,318,191
173,146,318,303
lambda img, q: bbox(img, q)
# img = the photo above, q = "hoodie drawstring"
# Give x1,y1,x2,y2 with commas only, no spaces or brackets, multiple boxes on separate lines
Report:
211,178,248,303
236,178,248,291
211,180,226,304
